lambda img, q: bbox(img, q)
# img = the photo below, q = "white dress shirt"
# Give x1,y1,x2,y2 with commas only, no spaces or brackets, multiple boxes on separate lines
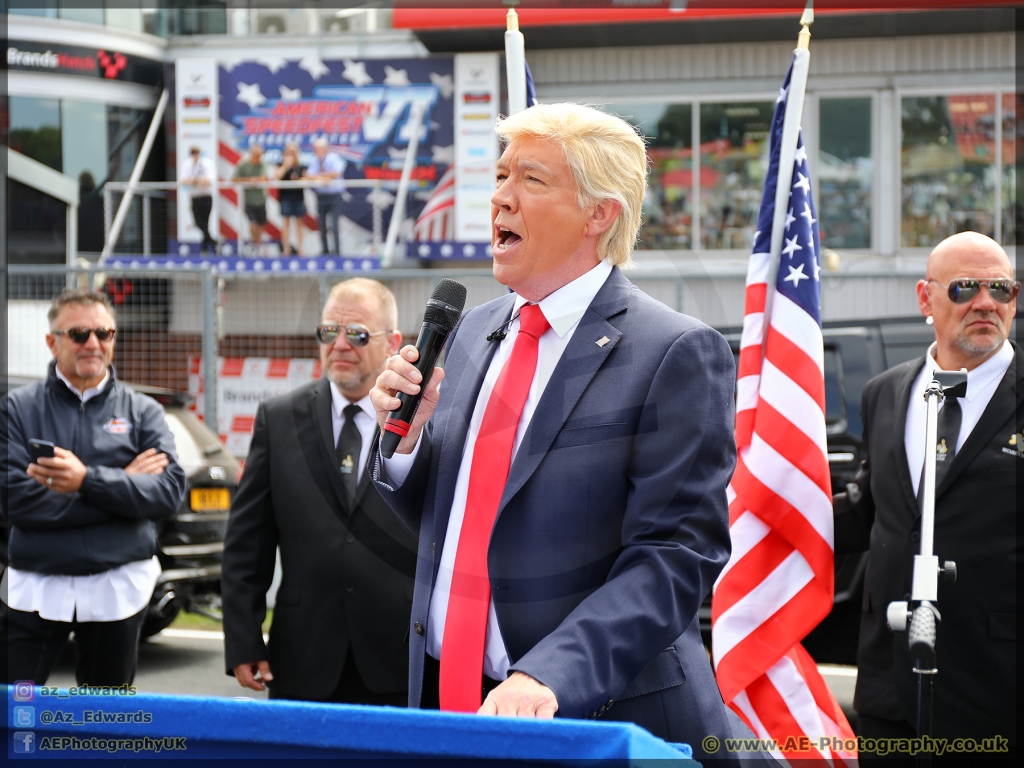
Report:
386,260,614,679
2,367,162,623
904,340,1013,496
329,385,376,486
180,156,217,198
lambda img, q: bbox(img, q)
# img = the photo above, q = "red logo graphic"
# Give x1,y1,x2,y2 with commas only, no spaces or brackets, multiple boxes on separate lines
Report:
184,97,211,109
105,278,133,306
97,50,127,79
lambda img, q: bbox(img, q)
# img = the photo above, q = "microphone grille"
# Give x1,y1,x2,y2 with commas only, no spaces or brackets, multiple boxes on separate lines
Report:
423,279,467,333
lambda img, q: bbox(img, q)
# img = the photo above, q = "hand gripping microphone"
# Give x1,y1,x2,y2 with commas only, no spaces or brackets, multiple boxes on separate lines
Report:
380,279,467,459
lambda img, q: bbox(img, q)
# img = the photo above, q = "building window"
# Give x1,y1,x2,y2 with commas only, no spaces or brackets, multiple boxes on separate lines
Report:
818,97,872,250
1002,92,1017,246
7,1,58,19
901,94,997,248
602,102,693,251
8,97,63,173
7,178,67,265
699,101,774,250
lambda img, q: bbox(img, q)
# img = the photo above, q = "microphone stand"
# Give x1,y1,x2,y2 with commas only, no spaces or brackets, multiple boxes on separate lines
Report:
886,369,966,765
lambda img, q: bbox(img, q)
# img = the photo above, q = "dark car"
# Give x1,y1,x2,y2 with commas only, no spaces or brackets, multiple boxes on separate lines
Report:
1,377,238,637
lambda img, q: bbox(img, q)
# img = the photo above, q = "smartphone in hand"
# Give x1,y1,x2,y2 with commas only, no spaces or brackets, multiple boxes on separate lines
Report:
28,439,56,465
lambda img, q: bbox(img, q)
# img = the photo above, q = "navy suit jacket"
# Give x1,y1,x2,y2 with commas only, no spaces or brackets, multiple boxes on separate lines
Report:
371,267,737,749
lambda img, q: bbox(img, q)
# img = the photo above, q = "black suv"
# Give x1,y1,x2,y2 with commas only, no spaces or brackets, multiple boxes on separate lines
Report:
1,378,238,637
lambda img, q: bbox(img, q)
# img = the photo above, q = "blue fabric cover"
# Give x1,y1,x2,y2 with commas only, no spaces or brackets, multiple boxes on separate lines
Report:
4,685,693,762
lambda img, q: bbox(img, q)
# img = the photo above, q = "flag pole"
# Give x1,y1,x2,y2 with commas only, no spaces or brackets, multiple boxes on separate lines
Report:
505,7,527,115
761,1,814,336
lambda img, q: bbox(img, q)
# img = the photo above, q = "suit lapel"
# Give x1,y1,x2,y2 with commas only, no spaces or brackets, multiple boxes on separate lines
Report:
936,344,1022,496
311,378,353,516
497,268,630,515
892,357,926,516
432,295,515,543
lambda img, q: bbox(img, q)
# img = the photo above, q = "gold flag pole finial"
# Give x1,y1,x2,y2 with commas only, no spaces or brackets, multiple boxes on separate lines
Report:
507,7,520,33
798,1,814,50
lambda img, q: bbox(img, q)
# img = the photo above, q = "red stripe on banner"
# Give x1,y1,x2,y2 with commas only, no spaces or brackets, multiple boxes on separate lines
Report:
219,143,241,164
712,531,792,621
744,282,767,315
765,327,825,411
737,346,763,379
220,358,245,377
267,359,290,378
745,669,823,762
303,212,318,230
715,583,831,703
220,187,238,205
231,415,255,433
753,402,831,497
731,456,834,582
219,221,237,241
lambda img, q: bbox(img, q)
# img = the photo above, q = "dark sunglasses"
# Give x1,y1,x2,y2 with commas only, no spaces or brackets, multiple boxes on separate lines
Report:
928,278,1021,304
315,324,389,347
53,327,117,344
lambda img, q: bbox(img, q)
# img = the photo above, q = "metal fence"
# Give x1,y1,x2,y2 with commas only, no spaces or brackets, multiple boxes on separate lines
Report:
6,264,924,455
103,176,420,262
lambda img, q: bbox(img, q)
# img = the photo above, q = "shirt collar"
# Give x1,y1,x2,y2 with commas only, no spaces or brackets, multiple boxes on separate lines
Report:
512,260,614,338
55,365,110,402
922,340,1013,402
329,383,374,421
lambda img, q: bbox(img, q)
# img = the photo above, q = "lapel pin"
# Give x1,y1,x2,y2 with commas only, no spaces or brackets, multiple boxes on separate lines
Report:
596,336,610,348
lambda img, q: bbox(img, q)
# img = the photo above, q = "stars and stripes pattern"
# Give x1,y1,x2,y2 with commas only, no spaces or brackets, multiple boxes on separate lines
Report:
711,56,857,766
414,165,456,241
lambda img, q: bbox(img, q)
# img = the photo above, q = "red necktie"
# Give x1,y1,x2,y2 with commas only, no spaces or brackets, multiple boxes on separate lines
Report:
439,303,550,712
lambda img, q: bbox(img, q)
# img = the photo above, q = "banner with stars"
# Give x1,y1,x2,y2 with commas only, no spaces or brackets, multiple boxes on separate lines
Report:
194,56,455,260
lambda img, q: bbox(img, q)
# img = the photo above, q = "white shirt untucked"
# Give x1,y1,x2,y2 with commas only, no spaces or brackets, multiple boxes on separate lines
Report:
1,367,163,623
385,260,614,679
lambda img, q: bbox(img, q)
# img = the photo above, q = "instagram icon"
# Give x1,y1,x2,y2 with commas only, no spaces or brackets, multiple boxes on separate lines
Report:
12,681,35,702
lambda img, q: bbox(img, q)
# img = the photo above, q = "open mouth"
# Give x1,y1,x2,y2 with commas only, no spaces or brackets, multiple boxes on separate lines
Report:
494,226,522,252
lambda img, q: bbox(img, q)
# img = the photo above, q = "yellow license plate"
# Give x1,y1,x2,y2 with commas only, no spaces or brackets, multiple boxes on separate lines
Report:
190,488,230,511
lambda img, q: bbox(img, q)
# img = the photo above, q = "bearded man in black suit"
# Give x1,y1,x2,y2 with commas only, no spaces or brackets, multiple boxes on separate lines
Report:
222,278,417,704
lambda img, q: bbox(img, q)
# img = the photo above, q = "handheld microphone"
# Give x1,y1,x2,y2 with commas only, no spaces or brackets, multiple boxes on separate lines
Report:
381,279,467,459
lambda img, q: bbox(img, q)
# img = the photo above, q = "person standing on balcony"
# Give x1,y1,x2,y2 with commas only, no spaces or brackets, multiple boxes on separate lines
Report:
276,142,307,256
180,145,219,255
305,138,346,256
232,143,269,256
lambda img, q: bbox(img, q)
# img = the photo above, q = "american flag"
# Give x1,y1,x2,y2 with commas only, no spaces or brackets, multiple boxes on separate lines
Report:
711,55,857,765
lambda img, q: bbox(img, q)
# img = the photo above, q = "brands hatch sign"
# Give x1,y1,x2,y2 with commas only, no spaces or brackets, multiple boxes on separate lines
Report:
7,41,162,87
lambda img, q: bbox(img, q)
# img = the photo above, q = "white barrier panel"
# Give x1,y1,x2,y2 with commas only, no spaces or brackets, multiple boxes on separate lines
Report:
188,356,319,457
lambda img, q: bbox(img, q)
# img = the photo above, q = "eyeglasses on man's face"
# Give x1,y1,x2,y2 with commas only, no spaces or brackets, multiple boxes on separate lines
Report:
315,324,389,347
53,327,117,344
927,278,1021,305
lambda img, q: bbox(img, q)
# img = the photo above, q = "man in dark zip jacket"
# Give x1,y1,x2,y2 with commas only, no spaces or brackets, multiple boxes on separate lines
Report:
0,289,186,686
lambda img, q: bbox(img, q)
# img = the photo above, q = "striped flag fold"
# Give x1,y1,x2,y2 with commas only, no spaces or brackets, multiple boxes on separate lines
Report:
712,52,858,767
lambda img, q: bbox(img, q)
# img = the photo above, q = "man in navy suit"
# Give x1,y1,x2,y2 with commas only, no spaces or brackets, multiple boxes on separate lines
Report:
370,104,739,760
